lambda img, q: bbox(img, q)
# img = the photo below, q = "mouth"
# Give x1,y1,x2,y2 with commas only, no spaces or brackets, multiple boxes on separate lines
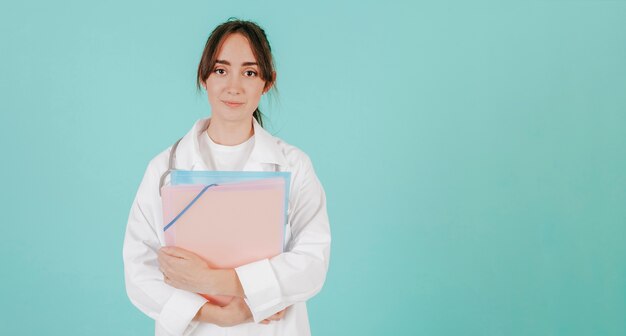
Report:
222,100,245,108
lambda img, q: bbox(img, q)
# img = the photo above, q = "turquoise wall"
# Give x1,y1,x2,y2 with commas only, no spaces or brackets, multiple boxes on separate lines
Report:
1,1,624,335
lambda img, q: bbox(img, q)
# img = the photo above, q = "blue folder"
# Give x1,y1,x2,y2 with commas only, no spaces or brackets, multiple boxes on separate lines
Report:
170,170,291,224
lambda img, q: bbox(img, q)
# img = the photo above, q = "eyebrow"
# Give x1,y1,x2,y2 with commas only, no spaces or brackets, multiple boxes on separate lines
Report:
215,60,258,66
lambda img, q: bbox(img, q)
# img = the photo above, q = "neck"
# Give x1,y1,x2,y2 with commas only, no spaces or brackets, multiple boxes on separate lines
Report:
206,117,254,146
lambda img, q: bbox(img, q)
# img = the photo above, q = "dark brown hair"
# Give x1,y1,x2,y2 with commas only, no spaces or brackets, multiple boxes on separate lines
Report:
197,18,276,127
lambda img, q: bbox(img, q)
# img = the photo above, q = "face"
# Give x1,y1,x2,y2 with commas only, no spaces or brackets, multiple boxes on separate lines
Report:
202,33,270,124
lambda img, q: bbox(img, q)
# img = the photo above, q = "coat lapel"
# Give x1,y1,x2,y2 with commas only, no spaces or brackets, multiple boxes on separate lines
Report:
173,117,288,172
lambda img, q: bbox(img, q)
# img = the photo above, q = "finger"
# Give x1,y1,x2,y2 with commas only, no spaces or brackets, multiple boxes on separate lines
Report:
157,250,170,267
157,253,171,270
160,246,190,259
159,266,170,280
163,275,178,288
266,312,282,321
270,309,286,320
261,320,270,325
159,252,185,270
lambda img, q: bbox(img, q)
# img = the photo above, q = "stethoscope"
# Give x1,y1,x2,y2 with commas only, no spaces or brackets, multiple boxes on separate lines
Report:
158,123,281,196
158,137,183,196
158,127,223,196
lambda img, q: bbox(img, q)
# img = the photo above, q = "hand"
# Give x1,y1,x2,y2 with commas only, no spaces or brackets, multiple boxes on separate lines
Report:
158,246,212,294
220,297,255,326
260,308,287,325
198,297,253,327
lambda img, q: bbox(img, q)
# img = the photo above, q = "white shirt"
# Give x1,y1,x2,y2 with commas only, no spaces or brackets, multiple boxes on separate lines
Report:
123,117,331,336
199,130,255,171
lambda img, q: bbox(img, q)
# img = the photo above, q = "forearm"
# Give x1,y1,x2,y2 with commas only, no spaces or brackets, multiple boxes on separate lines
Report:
194,298,254,327
194,302,221,324
207,269,245,298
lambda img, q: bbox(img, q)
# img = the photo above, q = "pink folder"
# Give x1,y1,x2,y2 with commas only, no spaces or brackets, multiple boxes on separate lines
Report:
161,178,285,306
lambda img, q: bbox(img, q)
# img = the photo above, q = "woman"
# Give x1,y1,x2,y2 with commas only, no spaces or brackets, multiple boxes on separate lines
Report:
123,19,331,336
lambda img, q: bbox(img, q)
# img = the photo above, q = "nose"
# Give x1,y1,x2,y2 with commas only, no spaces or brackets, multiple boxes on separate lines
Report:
226,74,242,95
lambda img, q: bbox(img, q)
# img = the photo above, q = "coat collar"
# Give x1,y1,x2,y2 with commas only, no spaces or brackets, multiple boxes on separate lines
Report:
174,117,287,170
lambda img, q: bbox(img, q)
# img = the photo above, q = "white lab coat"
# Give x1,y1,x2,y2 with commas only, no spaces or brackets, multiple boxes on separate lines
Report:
123,117,331,336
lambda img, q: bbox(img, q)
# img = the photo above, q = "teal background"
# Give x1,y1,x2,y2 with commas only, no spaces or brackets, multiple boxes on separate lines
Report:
1,0,625,335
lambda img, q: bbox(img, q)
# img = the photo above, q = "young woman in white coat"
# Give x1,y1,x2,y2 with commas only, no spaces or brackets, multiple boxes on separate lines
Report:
123,19,331,336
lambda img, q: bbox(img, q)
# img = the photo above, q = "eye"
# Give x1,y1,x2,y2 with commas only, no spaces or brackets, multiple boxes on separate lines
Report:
244,70,258,77
213,68,226,75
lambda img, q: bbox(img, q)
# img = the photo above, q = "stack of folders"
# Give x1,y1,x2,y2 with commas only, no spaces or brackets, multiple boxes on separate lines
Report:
161,170,291,306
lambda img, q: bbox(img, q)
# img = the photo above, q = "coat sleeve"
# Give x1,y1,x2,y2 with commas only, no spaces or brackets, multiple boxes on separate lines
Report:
235,153,332,322
123,160,208,336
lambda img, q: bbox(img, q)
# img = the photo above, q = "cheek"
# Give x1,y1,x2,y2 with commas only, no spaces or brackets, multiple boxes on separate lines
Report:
205,85,222,102
205,78,223,93
246,82,266,100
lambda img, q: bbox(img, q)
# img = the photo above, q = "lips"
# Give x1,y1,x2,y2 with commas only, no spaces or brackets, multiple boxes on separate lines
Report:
222,100,244,108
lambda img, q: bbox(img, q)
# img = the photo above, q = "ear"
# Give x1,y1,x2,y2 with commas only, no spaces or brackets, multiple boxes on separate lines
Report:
199,78,208,91
263,71,276,94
